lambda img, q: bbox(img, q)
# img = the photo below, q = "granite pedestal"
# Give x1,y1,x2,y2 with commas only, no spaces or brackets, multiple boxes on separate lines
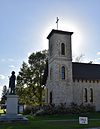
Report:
0,95,28,122
6,95,18,116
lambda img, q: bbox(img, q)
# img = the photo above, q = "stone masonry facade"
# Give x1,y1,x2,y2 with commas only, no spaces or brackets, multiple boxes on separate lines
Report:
45,29,100,111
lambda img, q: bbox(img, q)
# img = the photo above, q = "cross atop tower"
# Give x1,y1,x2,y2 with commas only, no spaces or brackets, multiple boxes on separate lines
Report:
56,17,59,30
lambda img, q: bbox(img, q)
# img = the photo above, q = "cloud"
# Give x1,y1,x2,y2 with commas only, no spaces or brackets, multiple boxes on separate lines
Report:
9,65,15,68
0,74,5,80
93,58,100,64
27,52,32,57
97,52,100,55
0,58,15,62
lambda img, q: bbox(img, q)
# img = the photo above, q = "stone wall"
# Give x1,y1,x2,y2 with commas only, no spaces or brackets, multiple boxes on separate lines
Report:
45,29,100,111
73,79,100,111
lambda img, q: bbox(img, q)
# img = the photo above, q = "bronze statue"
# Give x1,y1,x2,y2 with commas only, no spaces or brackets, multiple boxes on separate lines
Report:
9,71,16,95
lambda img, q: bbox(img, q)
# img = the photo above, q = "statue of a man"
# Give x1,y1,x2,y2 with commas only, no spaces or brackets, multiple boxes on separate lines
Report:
9,71,16,95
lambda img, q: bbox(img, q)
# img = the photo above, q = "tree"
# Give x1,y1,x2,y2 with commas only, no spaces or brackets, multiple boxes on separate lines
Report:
0,85,7,104
28,50,47,105
74,54,84,62
16,61,37,105
16,50,47,106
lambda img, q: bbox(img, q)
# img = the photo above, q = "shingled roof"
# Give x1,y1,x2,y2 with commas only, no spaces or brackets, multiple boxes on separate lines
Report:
42,62,100,85
72,62,100,80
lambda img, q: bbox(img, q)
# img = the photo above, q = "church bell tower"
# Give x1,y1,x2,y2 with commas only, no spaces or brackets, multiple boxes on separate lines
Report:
46,29,73,106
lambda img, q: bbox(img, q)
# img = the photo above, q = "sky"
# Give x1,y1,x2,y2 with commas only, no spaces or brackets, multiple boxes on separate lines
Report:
0,0,100,98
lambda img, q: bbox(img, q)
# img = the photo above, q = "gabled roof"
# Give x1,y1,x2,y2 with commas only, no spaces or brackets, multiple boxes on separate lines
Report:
42,61,100,85
72,62,100,80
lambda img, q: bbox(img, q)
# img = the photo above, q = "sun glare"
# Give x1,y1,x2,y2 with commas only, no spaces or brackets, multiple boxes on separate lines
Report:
42,20,83,58
59,21,83,55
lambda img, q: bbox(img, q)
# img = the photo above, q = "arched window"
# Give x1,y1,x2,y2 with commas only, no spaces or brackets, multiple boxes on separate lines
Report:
90,88,93,102
50,91,52,104
61,66,65,79
84,88,87,102
61,43,65,55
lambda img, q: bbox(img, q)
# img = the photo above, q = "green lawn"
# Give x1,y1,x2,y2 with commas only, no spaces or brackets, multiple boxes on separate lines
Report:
0,109,5,114
0,113,100,129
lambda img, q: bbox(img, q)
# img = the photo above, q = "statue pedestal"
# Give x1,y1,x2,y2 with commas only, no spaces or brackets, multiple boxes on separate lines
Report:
6,95,18,116
0,95,28,122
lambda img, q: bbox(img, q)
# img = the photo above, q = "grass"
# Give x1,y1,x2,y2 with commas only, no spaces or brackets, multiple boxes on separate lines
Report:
34,112,100,120
0,109,5,114
0,113,100,129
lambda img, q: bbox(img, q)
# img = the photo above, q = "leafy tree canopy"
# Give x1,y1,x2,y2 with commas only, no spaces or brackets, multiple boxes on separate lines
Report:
16,50,47,106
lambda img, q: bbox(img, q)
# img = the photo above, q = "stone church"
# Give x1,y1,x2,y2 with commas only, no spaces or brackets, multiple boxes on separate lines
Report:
44,29,100,111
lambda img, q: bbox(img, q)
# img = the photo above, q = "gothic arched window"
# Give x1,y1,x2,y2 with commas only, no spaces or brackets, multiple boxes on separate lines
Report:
90,88,93,102
50,91,52,104
61,43,65,55
84,88,87,102
61,66,65,79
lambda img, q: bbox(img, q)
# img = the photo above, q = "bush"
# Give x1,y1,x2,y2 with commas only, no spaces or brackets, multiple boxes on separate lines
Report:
34,103,96,116
23,105,42,115
34,103,68,116
23,106,32,115
84,104,95,112
69,103,95,114
23,103,95,116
